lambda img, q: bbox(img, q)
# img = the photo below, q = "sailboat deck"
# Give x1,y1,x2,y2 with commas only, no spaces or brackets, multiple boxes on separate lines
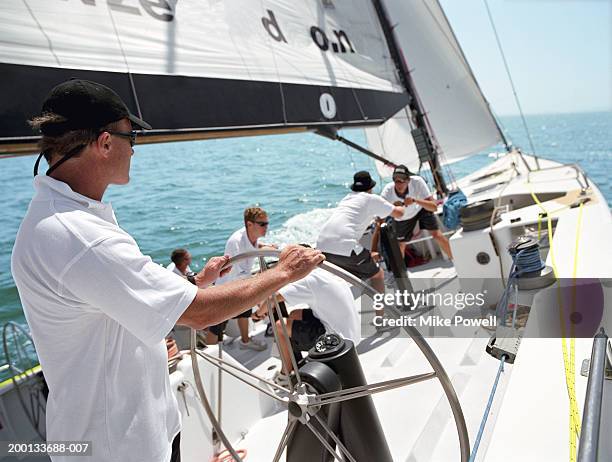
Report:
226,331,508,461
177,153,611,461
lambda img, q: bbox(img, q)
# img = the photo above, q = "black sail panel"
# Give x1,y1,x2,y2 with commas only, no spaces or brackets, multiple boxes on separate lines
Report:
0,0,409,154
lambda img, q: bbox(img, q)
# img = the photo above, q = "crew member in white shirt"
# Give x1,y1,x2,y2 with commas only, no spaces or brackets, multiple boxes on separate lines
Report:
207,206,275,351
380,165,453,259
166,248,196,349
11,80,324,462
316,171,404,301
167,248,193,279
254,266,359,381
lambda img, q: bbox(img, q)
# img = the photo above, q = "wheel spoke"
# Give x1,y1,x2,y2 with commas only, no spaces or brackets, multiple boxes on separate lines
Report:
258,257,302,389
312,413,357,462
195,349,289,403
310,372,437,407
195,347,291,394
190,331,243,462
305,419,344,462
272,419,297,462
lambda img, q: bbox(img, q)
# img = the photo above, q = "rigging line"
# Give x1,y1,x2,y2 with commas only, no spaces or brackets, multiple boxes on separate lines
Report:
260,0,287,124
22,0,61,66
482,0,538,159
468,355,506,462
437,150,458,190
331,46,368,122
490,106,514,150
339,129,356,167
107,6,143,119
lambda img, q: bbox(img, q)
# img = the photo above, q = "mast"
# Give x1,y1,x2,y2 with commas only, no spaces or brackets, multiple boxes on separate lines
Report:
371,0,448,196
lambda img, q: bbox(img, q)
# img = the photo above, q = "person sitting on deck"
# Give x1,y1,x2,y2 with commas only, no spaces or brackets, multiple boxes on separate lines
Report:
380,165,453,260
167,248,198,349
167,248,194,281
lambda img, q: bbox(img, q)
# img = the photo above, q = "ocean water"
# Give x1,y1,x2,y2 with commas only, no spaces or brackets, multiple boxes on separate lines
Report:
0,111,610,371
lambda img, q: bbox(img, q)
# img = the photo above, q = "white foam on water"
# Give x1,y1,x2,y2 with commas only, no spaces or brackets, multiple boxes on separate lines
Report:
267,207,335,247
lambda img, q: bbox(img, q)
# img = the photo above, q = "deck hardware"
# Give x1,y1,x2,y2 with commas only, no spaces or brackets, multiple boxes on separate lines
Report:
177,382,190,417
476,252,490,265
486,327,520,364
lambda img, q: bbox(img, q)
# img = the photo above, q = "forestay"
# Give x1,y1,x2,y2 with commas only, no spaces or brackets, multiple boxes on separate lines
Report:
0,0,409,153
365,0,503,175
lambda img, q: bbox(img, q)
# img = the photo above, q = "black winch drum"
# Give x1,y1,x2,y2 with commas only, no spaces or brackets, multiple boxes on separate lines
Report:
460,199,500,231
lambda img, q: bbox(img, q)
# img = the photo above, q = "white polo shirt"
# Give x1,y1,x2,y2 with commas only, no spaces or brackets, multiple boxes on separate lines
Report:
11,176,198,462
166,262,191,277
279,268,360,345
316,192,394,256
381,176,432,220
216,227,258,285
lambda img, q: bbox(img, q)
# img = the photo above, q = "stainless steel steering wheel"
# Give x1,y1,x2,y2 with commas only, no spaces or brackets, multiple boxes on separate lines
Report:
188,249,470,462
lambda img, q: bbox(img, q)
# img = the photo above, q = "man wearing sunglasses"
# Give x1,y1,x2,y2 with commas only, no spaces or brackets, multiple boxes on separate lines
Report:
381,164,453,260
11,80,324,462
207,206,278,350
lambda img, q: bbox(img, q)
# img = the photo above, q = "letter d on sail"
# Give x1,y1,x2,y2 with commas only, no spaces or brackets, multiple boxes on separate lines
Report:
261,10,287,43
320,93,337,119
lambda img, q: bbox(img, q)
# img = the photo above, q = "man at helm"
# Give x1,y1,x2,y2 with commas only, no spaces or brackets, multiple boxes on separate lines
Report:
11,79,324,462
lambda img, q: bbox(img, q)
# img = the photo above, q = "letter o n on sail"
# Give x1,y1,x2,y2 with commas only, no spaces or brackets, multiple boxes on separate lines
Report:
319,93,337,119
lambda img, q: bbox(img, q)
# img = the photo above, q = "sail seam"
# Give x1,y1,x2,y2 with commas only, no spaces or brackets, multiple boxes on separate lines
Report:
22,0,60,66
107,4,144,120
260,0,287,124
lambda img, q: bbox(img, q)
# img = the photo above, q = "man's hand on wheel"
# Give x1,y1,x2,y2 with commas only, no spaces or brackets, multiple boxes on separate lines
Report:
275,244,325,284
195,255,231,287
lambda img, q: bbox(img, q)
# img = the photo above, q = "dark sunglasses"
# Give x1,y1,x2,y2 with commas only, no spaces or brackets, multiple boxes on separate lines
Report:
255,221,269,227
106,130,138,147
393,177,408,183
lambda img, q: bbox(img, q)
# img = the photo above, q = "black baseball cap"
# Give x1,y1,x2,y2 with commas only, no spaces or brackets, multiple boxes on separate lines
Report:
351,171,376,192
392,164,413,180
39,79,151,135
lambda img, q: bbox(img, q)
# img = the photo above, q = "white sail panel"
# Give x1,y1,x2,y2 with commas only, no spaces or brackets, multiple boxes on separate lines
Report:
1,0,416,149
0,0,402,92
364,108,420,174
366,0,502,173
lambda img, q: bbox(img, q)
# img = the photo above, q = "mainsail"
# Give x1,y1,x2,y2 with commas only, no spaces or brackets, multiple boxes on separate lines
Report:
0,0,409,154
365,0,504,176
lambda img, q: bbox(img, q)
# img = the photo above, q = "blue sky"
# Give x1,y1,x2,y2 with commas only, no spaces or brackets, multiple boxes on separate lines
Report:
439,0,611,116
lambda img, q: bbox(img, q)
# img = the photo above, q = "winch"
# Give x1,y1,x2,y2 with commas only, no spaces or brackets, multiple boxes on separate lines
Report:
507,236,555,290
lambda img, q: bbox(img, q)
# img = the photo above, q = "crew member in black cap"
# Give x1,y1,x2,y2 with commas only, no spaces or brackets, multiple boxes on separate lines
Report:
11,79,324,462
381,164,453,259
316,171,405,315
